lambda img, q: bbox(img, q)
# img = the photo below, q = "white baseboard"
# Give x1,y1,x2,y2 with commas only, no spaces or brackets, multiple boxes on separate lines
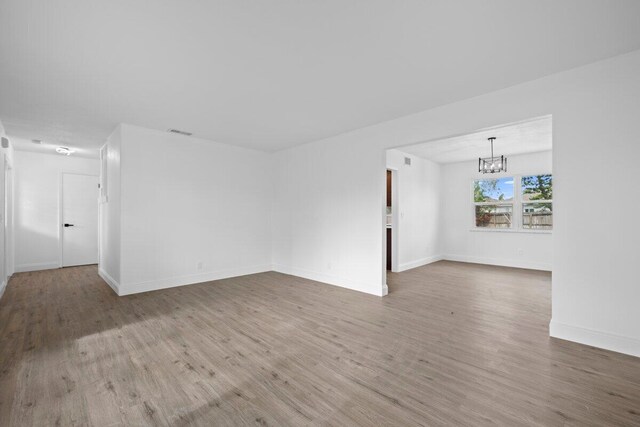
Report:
0,279,6,301
15,262,60,273
397,255,443,272
118,264,273,296
98,268,120,295
273,264,385,297
550,319,640,358
443,254,551,271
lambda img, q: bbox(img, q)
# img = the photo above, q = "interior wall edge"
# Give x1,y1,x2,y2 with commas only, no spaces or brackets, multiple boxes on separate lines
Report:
98,268,120,296
118,264,273,296
550,319,640,358
443,254,552,272
272,264,386,297
15,262,60,273
397,255,444,272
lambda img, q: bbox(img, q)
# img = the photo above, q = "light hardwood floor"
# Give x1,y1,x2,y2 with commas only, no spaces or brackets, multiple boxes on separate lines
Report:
1,262,639,426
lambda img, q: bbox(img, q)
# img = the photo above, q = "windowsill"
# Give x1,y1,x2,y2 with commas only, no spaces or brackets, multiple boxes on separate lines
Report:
469,228,552,235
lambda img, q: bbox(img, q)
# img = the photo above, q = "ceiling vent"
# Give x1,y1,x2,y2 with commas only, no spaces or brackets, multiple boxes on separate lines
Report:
167,129,193,136
32,139,42,144
404,157,412,166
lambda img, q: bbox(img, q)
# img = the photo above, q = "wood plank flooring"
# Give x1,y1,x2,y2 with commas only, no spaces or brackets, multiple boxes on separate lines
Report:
1,262,639,426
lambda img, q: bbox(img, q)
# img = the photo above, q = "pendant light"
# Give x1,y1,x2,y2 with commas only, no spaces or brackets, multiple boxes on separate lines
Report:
478,137,507,173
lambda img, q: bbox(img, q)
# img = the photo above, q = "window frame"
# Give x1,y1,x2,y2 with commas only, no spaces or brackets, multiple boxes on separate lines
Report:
471,173,552,233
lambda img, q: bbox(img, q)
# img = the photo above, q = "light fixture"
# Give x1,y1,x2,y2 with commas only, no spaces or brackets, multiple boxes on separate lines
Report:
478,137,507,174
56,146,75,156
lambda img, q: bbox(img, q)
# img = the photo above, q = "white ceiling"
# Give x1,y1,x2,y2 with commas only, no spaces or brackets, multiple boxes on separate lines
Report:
1,1,640,154
10,136,99,159
400,115,552,164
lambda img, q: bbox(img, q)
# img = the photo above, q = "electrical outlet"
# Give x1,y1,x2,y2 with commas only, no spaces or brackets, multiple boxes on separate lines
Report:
197,261,203,270
517,248,524,256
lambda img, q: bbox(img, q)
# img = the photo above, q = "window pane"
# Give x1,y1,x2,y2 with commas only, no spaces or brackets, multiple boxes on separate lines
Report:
522,203,553,229
474,177,514,202
522,175,552,201
475,205,513,228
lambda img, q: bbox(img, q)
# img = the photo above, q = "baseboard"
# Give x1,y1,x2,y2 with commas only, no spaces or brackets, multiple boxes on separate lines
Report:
397,255,443,272
273,264,385,297
118,264,272,296
0,279,6,301
550,319,640,358
98,268,120,295
15,262,60,273
443,254,551,271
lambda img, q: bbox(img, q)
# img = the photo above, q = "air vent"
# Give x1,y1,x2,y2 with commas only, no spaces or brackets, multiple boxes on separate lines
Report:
32,139,42,144
1,137,8,149
404,157,412,166
167,129,193,136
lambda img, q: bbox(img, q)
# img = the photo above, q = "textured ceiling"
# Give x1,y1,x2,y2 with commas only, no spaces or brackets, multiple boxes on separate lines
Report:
1,1,640,153
401,116,552,164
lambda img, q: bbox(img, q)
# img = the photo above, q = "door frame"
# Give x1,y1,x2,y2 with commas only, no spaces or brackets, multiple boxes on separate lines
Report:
388,168,399,272
4,156,13,280
383,167,399,295
59,172,99,268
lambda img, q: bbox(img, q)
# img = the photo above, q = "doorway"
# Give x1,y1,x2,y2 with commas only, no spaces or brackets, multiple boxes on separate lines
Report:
61,173,99,267
386,170,392,270
384,168,398,274
3,157,13,281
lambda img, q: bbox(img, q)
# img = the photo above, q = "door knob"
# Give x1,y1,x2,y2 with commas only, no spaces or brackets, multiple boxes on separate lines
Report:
63,223,75,227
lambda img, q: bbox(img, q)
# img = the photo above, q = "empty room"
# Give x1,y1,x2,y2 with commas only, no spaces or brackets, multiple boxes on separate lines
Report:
1,1,640,426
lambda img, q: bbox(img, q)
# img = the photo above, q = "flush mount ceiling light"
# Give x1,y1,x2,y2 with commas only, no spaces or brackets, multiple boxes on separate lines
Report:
56,146,75,156
478,137,507,174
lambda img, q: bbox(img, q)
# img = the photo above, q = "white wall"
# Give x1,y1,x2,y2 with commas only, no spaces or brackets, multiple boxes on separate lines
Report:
441,150,552,271
386,149,442,272
272,49,640,357
0,120,15,298
101,124,272,295
271,137,386,295
14,151,99,272
98,126,122,291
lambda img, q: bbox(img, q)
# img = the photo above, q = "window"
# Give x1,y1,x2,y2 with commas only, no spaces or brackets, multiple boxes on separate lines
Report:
472,174,553,231
521,174,553,230
473,177,514,228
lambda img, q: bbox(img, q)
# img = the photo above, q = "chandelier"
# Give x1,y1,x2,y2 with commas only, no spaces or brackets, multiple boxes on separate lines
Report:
478,137,507,174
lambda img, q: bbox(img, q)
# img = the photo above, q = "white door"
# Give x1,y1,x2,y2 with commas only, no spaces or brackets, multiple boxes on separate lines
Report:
62,174,99,267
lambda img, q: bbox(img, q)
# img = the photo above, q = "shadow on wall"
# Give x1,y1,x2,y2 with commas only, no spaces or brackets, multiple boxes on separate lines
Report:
14,227,60,271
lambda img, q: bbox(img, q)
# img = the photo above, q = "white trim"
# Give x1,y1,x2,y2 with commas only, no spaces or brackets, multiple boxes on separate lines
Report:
58,173,63,268
0,279,6,300
443,254,551,271
60,172,100,268
550,319,640,358
381,283,388,296
469,228,551,234
15,262,59,272
118,264,272,296
390,168,399,272
398,255,444,272
273,264,386,297
98,268,120,295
